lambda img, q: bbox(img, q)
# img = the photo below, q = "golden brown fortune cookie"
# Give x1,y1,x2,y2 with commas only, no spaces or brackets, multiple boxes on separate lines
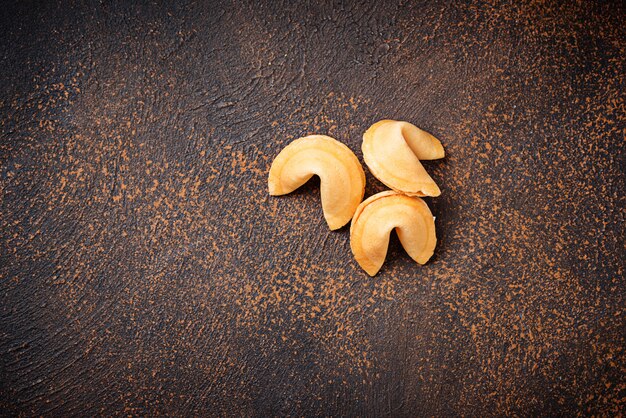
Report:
268,135,366,230
362,120,444,197
350,191,436,276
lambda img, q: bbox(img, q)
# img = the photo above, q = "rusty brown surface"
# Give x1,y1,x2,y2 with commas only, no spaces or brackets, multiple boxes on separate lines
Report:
1,1,624,416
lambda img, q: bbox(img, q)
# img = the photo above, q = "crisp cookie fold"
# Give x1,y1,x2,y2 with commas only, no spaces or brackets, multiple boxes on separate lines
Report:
362,120,444,197
350,191,437,276
268,135,366,230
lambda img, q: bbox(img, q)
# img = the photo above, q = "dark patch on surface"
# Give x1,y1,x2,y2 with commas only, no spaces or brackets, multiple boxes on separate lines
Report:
1,0,624,416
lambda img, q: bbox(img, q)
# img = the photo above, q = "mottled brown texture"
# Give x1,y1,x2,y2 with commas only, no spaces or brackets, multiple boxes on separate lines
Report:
1,0,624,416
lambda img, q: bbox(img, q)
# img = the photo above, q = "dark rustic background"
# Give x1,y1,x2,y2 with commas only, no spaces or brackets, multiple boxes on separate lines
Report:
1,0,624,416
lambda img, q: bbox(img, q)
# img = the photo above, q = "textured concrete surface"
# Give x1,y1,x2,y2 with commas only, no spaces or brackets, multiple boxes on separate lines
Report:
1,1,624,416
